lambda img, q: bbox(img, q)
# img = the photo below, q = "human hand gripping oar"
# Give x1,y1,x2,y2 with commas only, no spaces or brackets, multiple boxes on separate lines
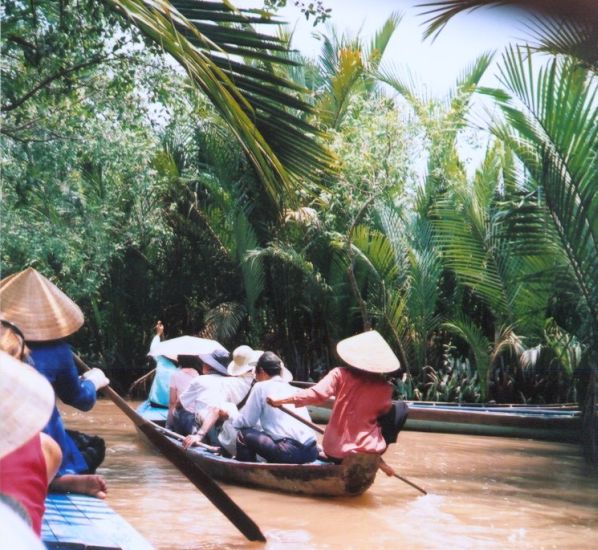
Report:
74,355,266,542
267,398,427,496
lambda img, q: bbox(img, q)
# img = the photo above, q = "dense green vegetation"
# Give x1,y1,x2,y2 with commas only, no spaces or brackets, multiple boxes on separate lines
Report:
2,0,596,458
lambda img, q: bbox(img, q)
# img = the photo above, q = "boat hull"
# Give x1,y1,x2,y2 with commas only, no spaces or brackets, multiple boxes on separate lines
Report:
136,402,379,497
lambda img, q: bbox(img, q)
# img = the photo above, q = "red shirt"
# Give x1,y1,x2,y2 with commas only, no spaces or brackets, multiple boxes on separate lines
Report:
0,435,48,536
292,367,392,460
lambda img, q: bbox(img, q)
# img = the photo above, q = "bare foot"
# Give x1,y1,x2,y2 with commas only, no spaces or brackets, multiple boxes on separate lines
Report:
50,474,108,499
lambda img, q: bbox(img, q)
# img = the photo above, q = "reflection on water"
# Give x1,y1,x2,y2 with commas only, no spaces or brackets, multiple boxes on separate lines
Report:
60,400,598,549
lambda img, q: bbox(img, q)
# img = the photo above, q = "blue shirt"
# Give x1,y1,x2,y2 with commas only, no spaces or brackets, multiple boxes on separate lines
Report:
29,341,97,476
147,356,178,407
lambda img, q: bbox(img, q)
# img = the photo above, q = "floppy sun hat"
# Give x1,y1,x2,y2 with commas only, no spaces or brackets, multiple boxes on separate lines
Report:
198,348,231,375
227,345,263,376
0,350,55,459
336,330,400,374
0,267,84,342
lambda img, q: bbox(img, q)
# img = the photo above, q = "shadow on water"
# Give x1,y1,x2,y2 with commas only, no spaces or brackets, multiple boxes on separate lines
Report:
60,401,598,549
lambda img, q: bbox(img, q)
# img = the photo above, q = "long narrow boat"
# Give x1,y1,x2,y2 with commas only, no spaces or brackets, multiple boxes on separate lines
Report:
42,492,152,550
135,401,380,497
306,400,581,442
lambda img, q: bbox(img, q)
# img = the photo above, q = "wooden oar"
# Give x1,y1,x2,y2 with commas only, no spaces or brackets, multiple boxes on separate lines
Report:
74,355,266,542
272,402,427,496
153,424,220,454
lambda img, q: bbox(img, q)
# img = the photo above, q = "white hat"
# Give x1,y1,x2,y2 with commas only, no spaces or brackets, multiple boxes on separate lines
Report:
227,345,262,376
0,350,55,459
0,267,84,341
336,330,400,374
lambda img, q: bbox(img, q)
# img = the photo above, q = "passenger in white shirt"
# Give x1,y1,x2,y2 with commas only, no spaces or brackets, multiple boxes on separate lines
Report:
228,352,318,464
180,348,255,445
174,349,231,436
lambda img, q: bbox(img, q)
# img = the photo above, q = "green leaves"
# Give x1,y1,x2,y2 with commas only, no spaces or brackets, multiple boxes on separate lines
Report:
104,0,334,202
490,46,598,347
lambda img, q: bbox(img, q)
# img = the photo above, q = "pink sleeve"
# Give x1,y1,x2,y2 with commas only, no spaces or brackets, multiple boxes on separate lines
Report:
292,368,340,406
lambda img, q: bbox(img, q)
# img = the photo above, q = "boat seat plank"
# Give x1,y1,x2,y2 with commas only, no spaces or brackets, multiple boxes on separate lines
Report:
42,493,153,550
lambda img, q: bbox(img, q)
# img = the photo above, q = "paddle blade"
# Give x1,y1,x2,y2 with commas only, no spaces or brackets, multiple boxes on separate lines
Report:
138,423,266,542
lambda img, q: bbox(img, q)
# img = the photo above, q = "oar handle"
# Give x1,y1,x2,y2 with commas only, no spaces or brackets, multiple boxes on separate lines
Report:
155,425,221,454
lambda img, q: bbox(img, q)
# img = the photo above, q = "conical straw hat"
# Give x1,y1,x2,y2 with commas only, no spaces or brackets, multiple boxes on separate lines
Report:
0,350,55,459
0,267,84,342
336,330,400,374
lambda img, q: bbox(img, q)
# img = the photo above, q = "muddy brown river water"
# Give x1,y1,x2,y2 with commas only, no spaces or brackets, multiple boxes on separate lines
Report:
60,400,598,549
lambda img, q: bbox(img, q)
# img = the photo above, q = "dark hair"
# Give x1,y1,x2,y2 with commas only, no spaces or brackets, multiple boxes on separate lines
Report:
256,351,282,376
0,318,27,360
177,355,203,371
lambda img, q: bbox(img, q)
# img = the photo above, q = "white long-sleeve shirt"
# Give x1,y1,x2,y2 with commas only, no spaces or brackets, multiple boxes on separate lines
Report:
179,374,252,418
231,376,316,444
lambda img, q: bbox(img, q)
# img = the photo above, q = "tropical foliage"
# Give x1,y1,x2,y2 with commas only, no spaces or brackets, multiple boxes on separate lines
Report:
2,0,596,465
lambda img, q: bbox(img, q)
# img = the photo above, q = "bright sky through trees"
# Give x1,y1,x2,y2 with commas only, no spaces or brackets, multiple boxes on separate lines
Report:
246,0,527,95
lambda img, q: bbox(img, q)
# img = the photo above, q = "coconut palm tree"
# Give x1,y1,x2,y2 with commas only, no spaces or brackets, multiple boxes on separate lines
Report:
119,0,339,198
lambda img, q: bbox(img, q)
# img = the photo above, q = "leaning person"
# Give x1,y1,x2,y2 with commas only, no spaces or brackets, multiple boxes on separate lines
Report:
182,345,263,454
0,267,110,498
229,352,318,464
268,330,397,470
176,349,232,437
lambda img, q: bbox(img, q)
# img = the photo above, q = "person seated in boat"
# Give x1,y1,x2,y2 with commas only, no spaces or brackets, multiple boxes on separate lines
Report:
182,345,264,455
0,267,110,499
268,330,398,474
226,351,319,464
0,324,62,538
166,354,201,430
147,320,178,408
174,348,232,437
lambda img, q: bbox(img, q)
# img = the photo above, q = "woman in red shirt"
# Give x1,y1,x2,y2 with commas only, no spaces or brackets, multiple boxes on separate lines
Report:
0,337,57,537
268,330,399,463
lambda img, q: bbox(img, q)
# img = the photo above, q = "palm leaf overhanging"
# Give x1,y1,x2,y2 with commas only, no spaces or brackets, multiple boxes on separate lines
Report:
485,46,598,347
418,0,598,71
105,0,335,201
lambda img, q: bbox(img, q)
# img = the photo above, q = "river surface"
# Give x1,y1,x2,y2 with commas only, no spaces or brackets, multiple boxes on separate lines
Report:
60,400,598,549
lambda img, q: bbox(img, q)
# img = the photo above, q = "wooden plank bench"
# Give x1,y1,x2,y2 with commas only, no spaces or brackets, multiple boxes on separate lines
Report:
42,493,153,549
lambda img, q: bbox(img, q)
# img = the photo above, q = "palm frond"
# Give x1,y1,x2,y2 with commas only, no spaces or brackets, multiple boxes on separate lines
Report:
443,314,492,399
491,46,598,344
106,0,334,202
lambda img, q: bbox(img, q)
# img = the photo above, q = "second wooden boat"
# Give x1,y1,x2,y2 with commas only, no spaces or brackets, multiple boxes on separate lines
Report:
135,401,380,497
306,400,581,442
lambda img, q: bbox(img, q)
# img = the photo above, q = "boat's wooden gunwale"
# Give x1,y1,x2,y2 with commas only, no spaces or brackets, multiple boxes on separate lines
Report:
135,405,379,497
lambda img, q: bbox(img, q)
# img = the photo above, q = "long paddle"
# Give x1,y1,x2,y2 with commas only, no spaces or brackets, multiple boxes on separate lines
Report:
270,401,427,496
74,355,266,542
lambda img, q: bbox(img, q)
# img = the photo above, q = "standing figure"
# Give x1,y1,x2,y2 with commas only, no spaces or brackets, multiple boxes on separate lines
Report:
147,320,178,408
268,331,398,465
230,352,318,464
0,268,110,498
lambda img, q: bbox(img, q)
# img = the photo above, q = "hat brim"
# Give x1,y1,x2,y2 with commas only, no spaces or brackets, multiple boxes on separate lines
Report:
227,349,263,377
0,351,55,459
0,268,84,341
198,353,229,375
336,330,400,374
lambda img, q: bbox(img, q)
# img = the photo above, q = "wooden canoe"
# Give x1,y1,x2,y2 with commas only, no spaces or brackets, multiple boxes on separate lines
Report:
135,401,380,497
306,400,582,442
